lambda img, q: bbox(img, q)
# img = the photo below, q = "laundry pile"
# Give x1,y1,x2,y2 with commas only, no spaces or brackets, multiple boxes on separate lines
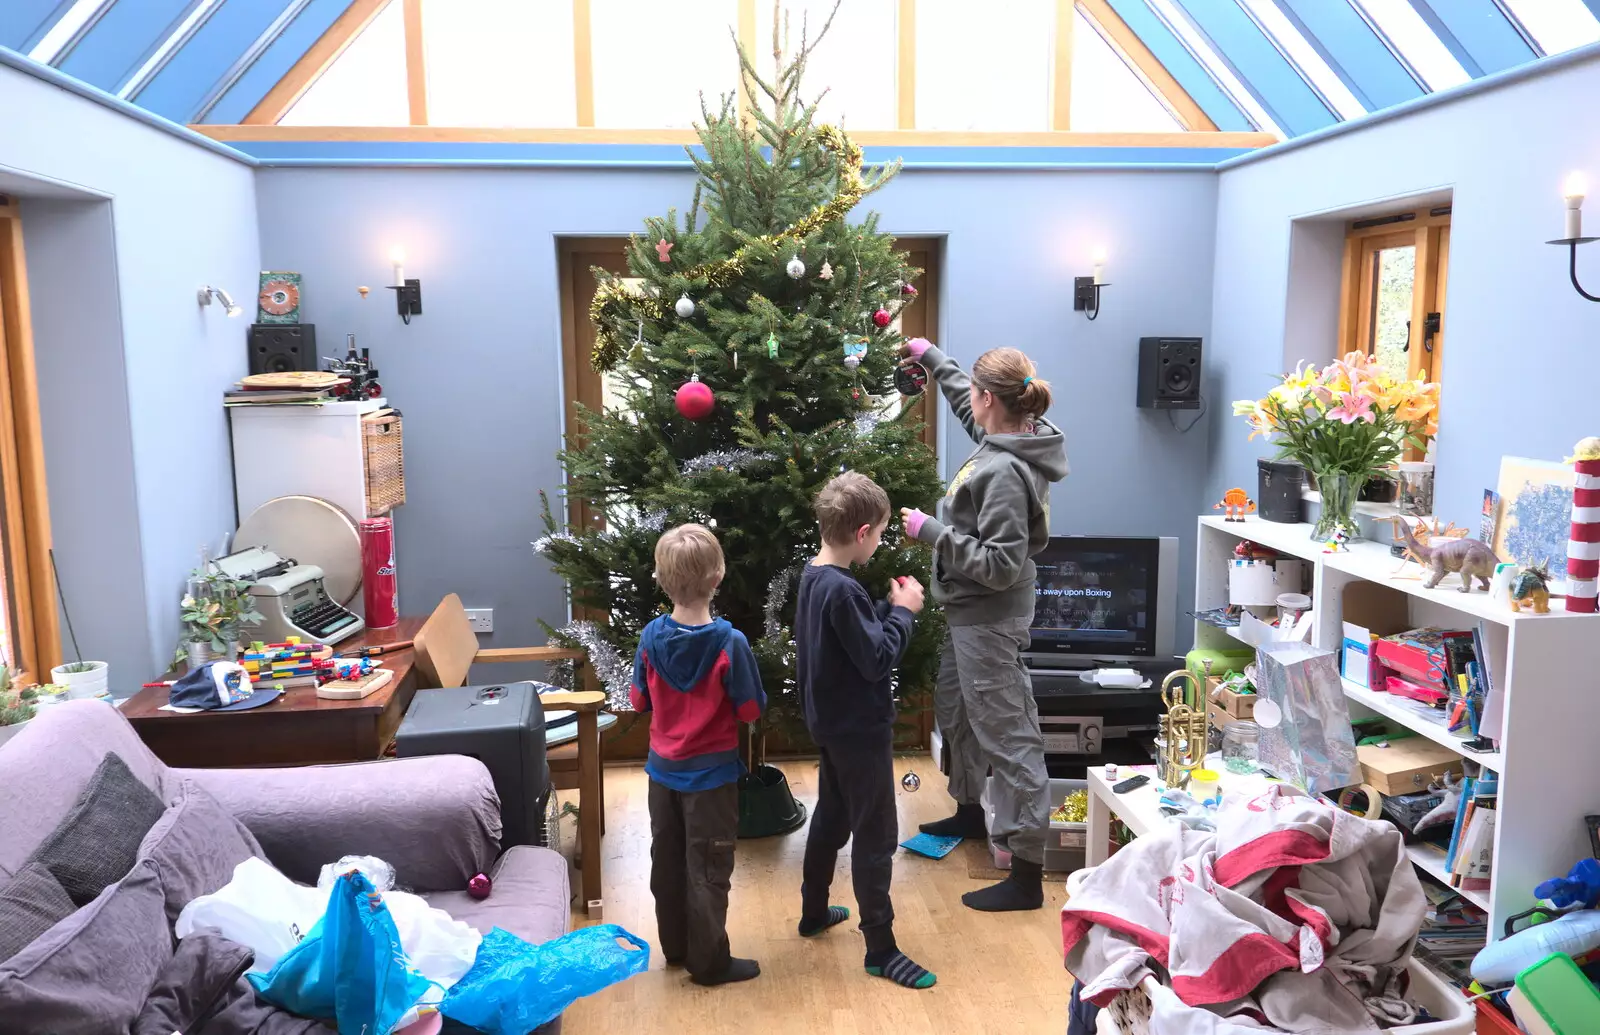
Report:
1062,784,1427,1034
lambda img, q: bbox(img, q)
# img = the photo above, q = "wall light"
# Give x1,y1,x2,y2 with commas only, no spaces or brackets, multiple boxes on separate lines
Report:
386,244,423,324
1548,172,1600,303
197,285,243,317
1073,246,1110,321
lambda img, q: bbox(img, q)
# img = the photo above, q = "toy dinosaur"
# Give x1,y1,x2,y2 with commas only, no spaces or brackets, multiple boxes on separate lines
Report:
1214,488,1256,522
1510,564,1553,614
1398,518,1501,592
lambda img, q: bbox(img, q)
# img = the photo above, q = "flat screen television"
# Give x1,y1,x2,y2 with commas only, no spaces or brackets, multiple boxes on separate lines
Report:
1024,535,1178,668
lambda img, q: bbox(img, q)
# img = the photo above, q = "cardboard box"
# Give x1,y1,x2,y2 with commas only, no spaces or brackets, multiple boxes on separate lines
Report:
1340,582,1412,689
1356,738,1463,795
1206,675,1258,720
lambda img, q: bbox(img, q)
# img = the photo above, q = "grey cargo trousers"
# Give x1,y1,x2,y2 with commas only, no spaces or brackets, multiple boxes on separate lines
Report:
934,615,1050,864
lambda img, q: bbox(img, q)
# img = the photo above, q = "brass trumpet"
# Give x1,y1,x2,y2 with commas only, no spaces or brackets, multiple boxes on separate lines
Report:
1158,669,1209,788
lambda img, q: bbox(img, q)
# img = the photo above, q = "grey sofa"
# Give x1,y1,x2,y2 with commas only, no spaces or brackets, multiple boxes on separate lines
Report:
0,699,570,1034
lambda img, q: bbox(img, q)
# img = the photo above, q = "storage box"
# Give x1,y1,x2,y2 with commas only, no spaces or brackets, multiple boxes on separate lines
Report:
1185,648,1253,688
1356,738,1463,795
1228,558,1308,607
361,409,405,515
1206,675,1257,721
985,777,1085,874
1374,628,1451,689
1339,582,1412,689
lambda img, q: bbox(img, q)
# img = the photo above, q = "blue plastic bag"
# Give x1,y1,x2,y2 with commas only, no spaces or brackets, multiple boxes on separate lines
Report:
441,924,649,1034
249,870,434,1035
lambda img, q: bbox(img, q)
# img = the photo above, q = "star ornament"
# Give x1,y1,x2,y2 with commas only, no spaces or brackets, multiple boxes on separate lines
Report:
655,239,674,262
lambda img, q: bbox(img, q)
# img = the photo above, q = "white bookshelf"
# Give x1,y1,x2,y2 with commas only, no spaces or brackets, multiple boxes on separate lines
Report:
1196,515,1600,934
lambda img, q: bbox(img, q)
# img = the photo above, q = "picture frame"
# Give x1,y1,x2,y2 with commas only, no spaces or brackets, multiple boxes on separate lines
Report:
1492,457,1574,592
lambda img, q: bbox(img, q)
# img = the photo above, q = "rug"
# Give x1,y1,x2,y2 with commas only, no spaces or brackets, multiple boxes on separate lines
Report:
963,839,1077,881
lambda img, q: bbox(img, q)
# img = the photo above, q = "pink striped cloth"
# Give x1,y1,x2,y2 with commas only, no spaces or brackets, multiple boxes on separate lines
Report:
1062,785,1425,1033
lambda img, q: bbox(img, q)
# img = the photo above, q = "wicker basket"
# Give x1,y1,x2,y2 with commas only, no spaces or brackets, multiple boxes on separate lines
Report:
361,409,405,515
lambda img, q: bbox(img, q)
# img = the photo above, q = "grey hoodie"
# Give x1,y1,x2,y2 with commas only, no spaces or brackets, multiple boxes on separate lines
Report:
912,344,1070,626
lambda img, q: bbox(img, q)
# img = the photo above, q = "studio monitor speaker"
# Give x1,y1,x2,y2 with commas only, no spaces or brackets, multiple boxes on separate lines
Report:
1136,336,1202,410
247,323,317,375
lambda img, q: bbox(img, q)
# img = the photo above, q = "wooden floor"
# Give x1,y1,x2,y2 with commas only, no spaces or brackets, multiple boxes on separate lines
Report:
562,756,1071,1035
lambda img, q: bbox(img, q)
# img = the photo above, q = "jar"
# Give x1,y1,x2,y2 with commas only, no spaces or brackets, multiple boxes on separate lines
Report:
1398,461,1435,518
1221,721,1260,774
1190,768,1221,801
1276,592,1311,627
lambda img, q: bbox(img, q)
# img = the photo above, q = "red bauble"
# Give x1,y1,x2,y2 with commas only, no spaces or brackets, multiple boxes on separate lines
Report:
901,283,918,297
675,378,715,421
872,307,892,328
467,873,492,900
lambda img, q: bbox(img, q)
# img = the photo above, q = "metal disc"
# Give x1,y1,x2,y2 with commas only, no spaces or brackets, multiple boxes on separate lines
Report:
234,495,363,606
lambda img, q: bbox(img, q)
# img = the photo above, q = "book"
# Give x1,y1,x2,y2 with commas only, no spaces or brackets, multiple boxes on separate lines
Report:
1446,776,1476,871
1456,808,1496,884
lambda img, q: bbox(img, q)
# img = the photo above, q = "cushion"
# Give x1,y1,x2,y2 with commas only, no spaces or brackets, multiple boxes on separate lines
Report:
27,752,166,905
421,845,569,947
137,778,264,927
133,931,336,1035
0,858,172,1035
0,864,75,962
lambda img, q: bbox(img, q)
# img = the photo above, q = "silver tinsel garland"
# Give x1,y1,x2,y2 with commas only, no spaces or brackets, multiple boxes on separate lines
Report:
532,509,669,555
554,620,634,711
531,531,579,554
763,563,805,641
680,449,775,476
854,409,893,437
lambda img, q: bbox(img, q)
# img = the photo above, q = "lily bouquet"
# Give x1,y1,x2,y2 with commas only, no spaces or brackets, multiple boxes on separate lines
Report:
1233,351,1439,538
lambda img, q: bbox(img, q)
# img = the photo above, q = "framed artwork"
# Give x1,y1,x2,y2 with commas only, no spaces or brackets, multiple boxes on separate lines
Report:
256,271,302,324
1492,457,1574,589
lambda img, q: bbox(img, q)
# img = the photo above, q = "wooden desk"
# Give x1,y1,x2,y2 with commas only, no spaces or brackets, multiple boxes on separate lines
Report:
123,619,426,768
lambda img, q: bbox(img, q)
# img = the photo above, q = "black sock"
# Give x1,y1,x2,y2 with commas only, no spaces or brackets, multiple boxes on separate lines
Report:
962,856,1044,912
865,948,937,989
691,957,761,986
799,904,852,937
918,803,987,839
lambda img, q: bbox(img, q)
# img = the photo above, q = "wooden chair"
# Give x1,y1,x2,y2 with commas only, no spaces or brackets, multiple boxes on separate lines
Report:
413,593,607,914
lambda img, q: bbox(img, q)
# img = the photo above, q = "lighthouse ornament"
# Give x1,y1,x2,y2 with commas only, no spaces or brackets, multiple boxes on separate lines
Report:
1565,436,1600,613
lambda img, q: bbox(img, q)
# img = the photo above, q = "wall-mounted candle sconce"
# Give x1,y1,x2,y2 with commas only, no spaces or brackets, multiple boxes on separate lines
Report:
387,245,423,323
1073,246,1110,320
1548,172,1600,303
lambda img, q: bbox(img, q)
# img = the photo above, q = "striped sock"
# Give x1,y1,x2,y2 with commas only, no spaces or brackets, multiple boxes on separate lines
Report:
865,949,936,989
798,905,851,937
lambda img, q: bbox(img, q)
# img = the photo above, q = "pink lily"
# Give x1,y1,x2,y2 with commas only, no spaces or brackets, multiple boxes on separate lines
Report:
1327,393,1374,424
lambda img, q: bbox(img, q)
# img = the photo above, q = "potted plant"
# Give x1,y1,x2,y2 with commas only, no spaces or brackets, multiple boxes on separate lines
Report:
48,548,111,698
1233,352,1439,542
176,564,263,666
0,668,38,749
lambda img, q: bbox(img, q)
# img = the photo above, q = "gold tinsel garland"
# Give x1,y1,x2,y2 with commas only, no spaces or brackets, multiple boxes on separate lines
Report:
589,124,868,372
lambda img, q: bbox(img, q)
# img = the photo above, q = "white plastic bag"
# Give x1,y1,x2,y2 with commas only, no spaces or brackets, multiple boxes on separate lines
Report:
176,857,329,974
317,854,396,892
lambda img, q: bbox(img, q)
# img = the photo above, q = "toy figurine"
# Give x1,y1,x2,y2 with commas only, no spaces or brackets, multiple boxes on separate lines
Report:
1323,525,1352,553
1564,437,1600,614
1510,563,1553,614
1233,539,1276,561
1214,488,1256,522
1397,517,1500,592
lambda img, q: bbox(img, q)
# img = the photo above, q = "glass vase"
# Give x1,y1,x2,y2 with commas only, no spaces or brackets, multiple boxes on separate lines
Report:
1311,469,1367,542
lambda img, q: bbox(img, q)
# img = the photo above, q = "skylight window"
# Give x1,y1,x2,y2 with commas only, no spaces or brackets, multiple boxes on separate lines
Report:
590,0,740,129
916,0,1052,131
1239,0,1366,120
282,1,409,126
119,0,223,100
1144,0,1283,136
425,0,577,128
1500,0,1600,56
1070,9,1181,132
756,0,898,130
27,0,111,66
1353,0,1471,91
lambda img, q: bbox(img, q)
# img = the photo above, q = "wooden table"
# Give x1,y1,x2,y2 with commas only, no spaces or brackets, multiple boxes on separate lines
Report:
123,618,426,768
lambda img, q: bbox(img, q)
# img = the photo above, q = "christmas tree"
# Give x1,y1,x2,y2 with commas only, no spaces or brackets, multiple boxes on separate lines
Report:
536,8,944,751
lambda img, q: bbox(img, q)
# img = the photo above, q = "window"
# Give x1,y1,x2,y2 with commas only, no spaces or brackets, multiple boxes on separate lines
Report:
1070,8,1182,132
424,0,577,127
1337,206,1451,453
282,1,409,126
1238,0,1366,120
915,0,1052,131
590,0,741,128
1144,0,1283,136
1351,0,1471,91
0,200,61,684
754,0,898,130
1500,0,1600,55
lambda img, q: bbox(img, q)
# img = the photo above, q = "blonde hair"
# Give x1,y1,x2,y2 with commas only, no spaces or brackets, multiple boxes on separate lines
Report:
654,523,725,603
972,347,1052,419
814,472,891,546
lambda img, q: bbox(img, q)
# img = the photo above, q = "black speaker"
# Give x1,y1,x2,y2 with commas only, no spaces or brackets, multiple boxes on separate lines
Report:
247,323,317,375
1136,336,1202,410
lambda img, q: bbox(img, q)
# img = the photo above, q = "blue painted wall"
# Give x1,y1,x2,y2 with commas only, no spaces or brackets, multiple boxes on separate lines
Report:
254,165,1220,658
1207,51,1600,541
0,61,257,683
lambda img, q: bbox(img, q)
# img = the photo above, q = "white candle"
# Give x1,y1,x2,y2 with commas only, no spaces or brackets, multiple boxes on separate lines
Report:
388,245,407,287
1091,246,1108,286
1564,173,1586,240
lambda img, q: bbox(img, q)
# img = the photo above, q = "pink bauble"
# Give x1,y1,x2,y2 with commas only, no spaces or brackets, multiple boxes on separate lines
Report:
675,379,715,421
901,283,918,297
872,307,892,328
467,873,492,900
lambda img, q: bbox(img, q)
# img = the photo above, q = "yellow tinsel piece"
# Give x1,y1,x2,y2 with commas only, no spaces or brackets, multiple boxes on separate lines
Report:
1052,789,1089,824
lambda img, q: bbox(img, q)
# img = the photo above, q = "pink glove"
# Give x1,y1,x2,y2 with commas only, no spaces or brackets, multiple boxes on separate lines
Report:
903,509,928,539
904,337,933,360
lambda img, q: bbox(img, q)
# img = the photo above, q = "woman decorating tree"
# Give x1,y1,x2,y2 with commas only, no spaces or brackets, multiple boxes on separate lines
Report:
900,338,1069,912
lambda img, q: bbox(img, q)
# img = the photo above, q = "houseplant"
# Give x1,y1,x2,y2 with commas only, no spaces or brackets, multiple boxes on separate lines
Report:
0,668,38,749
1233,352,1439,541
49,548,110,698
177,564,263,665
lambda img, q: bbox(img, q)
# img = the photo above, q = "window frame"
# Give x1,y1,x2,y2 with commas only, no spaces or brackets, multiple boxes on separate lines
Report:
0,198,61,685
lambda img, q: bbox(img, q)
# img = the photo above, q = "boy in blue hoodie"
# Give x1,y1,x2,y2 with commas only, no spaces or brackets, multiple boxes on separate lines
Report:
794,472,935,990
629,523,766,986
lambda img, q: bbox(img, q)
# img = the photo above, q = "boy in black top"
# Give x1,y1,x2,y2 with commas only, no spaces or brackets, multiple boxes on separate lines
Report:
794,471,935,989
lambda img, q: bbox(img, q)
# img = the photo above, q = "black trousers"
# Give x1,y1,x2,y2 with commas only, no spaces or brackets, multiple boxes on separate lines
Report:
648,779,739,980
800,734,897,954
